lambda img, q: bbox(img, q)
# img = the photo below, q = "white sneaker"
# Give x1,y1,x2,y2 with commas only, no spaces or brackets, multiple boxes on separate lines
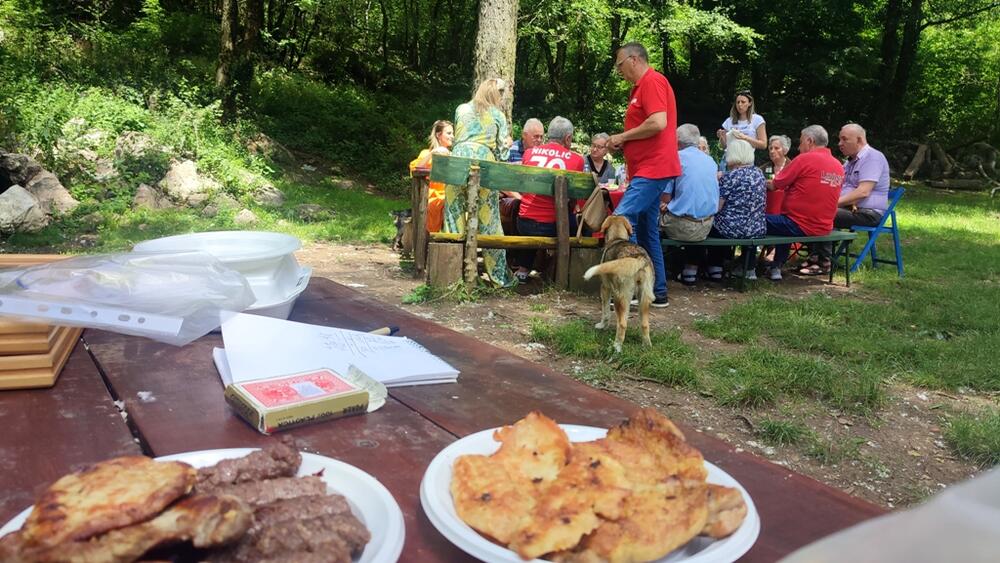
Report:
744,269,758,281
767,267,783,281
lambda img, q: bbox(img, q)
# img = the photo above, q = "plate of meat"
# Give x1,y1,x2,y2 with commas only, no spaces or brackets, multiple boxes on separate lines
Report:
420,409,760,562
0,442,404,563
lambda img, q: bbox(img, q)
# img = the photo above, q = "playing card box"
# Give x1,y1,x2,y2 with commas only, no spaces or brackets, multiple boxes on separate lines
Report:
224,367,369,434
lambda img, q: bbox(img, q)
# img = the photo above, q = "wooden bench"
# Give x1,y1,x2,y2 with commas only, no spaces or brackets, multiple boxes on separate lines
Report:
661,231,858,290
411,154,601,290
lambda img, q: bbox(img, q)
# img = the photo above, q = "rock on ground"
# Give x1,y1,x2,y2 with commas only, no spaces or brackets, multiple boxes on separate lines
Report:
0,185,49,233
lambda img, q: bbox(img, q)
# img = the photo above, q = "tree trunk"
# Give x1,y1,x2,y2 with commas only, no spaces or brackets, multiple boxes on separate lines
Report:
883,0,923,131
216,0,241,123
472,0,519,118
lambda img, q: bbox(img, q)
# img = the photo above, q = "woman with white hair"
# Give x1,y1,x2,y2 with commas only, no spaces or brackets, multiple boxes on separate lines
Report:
443,78,514,286
760,134,793,215
706,139,766,281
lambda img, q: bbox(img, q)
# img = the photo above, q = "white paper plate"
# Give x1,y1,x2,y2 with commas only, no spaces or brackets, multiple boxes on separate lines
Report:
420,425,760,563
1,449,404,563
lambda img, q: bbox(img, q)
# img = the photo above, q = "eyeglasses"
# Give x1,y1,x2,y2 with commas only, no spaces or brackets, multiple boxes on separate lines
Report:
735,90,752,97
591,144,608,149
615,55,635,68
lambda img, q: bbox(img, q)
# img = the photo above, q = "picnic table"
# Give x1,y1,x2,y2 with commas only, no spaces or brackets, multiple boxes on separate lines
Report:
0,277,885,561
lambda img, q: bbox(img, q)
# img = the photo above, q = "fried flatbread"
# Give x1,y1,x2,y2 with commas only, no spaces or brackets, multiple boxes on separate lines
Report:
605,408,707,483
19,456,196,548
451,412,571,544
10,494,251,563
702,483,748,539
509,440,630,559
570,481,710,563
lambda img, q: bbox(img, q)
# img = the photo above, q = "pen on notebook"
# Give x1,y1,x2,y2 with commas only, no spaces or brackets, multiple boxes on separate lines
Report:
368,326,399,336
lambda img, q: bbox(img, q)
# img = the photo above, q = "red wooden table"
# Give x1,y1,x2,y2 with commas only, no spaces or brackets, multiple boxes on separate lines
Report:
0,278,885,561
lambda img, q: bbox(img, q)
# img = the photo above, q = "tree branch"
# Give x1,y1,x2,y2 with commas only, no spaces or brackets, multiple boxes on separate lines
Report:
920,2,1000,29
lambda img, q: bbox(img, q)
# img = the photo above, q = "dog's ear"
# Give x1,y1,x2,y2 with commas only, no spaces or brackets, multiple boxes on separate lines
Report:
622,217,633,236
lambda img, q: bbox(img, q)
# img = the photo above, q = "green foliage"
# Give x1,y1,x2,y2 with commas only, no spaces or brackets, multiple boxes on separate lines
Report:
757,418,809,446
255,70,464,195
945,410,1000,468
529,319,697,386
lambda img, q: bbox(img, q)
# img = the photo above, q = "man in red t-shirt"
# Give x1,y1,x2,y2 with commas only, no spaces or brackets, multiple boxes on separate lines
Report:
607,43,680,306
511,116,585,281
765,124,844,280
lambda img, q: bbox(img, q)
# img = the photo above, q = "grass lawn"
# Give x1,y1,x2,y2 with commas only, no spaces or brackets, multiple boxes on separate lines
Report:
532,183,1000,468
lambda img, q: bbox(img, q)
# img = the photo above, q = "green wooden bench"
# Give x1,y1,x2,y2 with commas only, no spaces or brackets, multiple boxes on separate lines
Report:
661,231,858,290
411,154,599,289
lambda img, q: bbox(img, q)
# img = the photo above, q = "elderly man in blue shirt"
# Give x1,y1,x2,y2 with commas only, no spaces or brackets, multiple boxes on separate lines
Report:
659,123,720,285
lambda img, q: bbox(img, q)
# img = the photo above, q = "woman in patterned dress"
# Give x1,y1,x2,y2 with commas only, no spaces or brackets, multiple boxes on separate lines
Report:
443,78,513,286
706,139,766,281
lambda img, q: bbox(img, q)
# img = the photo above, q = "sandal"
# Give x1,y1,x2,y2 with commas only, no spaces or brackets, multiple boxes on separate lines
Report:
797,261,830,276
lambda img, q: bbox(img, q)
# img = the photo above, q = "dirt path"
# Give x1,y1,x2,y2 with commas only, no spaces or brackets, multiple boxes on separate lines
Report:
297,241,982,509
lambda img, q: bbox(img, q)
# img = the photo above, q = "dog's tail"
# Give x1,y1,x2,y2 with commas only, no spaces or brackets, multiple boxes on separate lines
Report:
584,257,649,281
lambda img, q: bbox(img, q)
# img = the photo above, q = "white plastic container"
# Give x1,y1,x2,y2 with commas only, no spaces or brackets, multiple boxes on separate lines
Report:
133,231,309,319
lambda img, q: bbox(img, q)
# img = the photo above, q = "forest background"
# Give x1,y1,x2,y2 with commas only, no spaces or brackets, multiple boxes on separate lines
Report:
1,0,998,201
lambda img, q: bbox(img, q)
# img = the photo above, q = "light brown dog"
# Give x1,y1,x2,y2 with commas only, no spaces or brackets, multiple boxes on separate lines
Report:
583,216,654,352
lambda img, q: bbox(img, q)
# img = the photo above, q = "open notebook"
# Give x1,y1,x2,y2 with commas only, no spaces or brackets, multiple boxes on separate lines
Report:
216,313,458,387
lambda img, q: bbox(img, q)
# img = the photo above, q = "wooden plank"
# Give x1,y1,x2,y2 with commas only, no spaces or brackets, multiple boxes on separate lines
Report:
427,242,463,288
462,168,481,287
429,233,601,249
0,326,57,355
0,318,51,335
83,324,472,562
554,176,570,289
0,343,141,523
438,155,595,198
0,328,82,389
0,253,70,266
414,177,429,275
293,279,886,562
0,326,76,370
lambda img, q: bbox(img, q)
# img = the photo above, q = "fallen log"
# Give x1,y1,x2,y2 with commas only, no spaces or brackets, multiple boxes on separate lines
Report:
927,179,990,190
929,142,954,177
903,144,928,179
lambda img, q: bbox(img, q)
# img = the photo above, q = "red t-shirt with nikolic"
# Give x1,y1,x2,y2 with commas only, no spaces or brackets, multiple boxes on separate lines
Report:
772,147,844,235
517,142,585,224
623,68,681,180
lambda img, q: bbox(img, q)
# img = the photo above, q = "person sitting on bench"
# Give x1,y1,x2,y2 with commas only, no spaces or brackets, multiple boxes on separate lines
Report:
802,123,891,275
659,123,719,286
511,116,585,282
765,124,844,281
706,139,766,281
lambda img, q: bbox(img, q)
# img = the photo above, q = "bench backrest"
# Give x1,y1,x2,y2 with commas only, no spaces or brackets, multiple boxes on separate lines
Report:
429,154,595,199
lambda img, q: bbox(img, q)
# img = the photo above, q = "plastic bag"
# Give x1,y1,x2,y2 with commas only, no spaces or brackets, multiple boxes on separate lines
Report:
0,252,256,346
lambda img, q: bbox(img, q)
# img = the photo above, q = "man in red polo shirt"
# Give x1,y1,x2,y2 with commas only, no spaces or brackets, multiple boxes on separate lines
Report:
511,116,586,281
607,43,681,307
765,124,844,280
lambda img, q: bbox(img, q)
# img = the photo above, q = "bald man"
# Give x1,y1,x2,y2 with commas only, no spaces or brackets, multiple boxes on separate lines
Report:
806,123,890,275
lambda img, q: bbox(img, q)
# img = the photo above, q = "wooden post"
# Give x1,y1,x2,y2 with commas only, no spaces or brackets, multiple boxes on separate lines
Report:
553,176,570,289
463,167,481,288
413,176,429,276
568,247,603,295
427,243,463,288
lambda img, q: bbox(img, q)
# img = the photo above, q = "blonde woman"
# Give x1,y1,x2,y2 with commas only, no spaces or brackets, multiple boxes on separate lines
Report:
443,78,513,286
409,120,454,232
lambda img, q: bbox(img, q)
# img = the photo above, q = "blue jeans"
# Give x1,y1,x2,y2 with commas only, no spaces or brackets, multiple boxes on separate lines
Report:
766,214,804,266
614,176,671,298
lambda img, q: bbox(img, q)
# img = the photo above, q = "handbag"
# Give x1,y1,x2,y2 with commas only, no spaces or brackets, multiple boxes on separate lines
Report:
576,173,609,239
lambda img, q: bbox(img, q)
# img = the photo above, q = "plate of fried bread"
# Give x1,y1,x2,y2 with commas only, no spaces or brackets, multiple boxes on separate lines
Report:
0,441,404,563
421,409,760,562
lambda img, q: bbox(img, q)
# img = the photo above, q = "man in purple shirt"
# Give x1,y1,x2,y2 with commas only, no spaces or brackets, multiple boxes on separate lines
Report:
808,123,891,274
